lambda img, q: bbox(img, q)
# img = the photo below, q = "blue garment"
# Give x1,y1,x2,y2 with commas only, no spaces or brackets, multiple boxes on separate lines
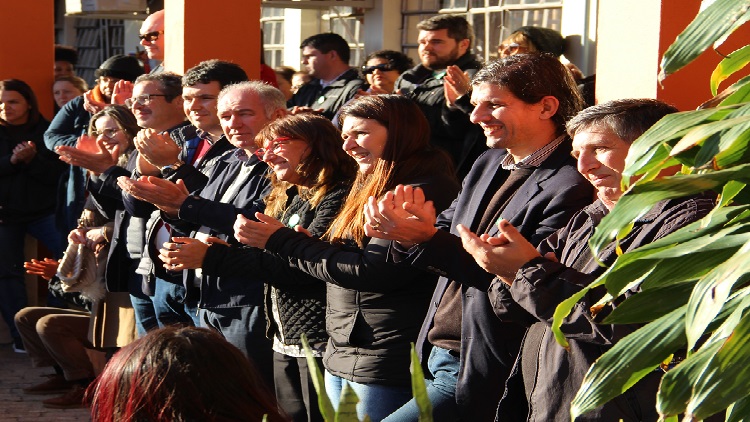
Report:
152,277,198,327
382,347,461,422
130,292,158,337
0,214,63,339
324,371,412,422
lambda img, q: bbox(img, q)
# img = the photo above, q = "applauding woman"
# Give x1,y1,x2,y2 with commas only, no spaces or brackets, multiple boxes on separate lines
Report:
232,95,460,421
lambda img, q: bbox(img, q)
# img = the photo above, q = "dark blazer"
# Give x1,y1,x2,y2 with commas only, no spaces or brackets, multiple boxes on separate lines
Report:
396,142,594,421
288,68,365,121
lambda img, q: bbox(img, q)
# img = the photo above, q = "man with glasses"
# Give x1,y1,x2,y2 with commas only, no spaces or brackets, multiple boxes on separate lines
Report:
123,61,249,332
288,32,364,121
395,14,485,180
139,10,165,74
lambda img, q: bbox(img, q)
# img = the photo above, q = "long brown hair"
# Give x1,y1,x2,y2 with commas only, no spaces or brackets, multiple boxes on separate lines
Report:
256,113,357,219
0,79,41,126
328,95,454,246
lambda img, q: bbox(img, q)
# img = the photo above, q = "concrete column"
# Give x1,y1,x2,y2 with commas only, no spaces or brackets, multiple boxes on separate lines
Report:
163,0,261,79
596,0,750,109
363,1,402,53
0,1,55,119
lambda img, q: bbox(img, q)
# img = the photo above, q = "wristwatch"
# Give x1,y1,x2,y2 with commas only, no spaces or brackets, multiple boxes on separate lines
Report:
160,160,184,175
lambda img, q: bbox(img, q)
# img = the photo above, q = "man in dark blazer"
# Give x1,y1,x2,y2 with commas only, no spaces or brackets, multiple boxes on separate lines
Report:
367,54,595,421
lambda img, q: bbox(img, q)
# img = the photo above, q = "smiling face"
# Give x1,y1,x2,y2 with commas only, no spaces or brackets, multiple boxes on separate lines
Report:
182,81,221,135
571,127,631,209
53,80,84,108
94,115,132,153
417,29,467,70
364,58,400,93
340,116,388,175
260,137,310,185
0,90,30,126
218,90,273,151
469,82,551,158
130,81,184,131
139,13,165,61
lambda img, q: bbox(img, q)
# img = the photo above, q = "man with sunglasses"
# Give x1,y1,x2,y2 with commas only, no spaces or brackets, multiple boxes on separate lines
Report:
288,32,364,121
139,10,165,74
395,14,485,180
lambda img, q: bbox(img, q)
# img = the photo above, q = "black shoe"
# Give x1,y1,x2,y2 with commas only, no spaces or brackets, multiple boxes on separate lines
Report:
12,337,25,354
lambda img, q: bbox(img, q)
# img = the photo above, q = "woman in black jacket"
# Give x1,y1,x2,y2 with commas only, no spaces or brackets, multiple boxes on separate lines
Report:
232,95,460,421
162,113,357,422
0,79,66,351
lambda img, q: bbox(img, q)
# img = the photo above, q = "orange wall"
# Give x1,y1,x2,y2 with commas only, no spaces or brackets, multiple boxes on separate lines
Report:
658,1,750,109
163,0,260,79
0,2,55,120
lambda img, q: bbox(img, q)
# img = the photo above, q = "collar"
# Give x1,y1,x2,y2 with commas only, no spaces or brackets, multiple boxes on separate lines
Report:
320,69,350,88
501,134,567,170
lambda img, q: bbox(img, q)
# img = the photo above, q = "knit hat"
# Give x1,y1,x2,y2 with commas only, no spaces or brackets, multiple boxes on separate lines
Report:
94,54,144,82
513,26,565,57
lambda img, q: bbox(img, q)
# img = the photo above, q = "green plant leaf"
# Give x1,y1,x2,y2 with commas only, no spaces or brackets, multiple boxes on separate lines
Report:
570,306,688,419
711,45,750,95
603,282,695,324
718,75,750,106
589,165,750,258
659,0,750,81
301,335,336,421
685,238,750,350
409,343,433,422
670,114,750,160
726,395,750,422
336,383,363,422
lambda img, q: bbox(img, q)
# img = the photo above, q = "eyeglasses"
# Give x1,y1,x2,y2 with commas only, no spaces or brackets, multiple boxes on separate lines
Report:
254,137,302,158
361,63,396,75
92,128,121,140
497,42,522,57
139,30,164,42
125,94,168,108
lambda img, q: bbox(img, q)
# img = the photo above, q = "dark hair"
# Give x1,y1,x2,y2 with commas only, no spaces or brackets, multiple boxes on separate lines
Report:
183,59,249,89
134,72,183,103
329,95,454,245
89,105,140,141
54,76,89,93
88,326,287,422
363,50,414,73
472,53,584,135
567,99,679,143
511,26,565,57
416,14,474,49
54,44,79,65
274,66,296,84
300,32,351,64
257,114,357,218
0,79,41,126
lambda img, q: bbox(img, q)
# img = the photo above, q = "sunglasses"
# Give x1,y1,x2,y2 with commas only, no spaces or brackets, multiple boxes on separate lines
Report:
361,63,396,75
125,94,168,108
139,30,164,42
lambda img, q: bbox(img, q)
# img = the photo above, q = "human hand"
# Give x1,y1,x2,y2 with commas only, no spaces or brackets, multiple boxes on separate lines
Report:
83,90,106,114
444,65,471,106
10,141,37,164
290,106,324,116
133,129,181,168
117,176,188,215
57,138,118,175
456,219,541,284
234,213,285,248
111,80,134,105
294,226,312,237
364,184,438,247
24,258,60,281
159,237,212,271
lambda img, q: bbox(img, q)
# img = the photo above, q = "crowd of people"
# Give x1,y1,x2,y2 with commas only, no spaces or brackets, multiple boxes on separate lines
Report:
0,10,715,422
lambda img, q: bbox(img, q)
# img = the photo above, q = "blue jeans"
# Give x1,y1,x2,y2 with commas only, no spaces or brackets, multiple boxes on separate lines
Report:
382,346,461,422
130,292,158,337
0,215,63,339
325,371,413,422
199,306,273,388
152,277,199,327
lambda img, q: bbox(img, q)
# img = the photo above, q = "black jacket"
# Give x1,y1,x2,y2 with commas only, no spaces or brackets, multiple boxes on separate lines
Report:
394,143,594,421
395,52,485,179
288,68,365,121
262,172,459,387
0,118,65,224
201,182,351,346
491,196,715,422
